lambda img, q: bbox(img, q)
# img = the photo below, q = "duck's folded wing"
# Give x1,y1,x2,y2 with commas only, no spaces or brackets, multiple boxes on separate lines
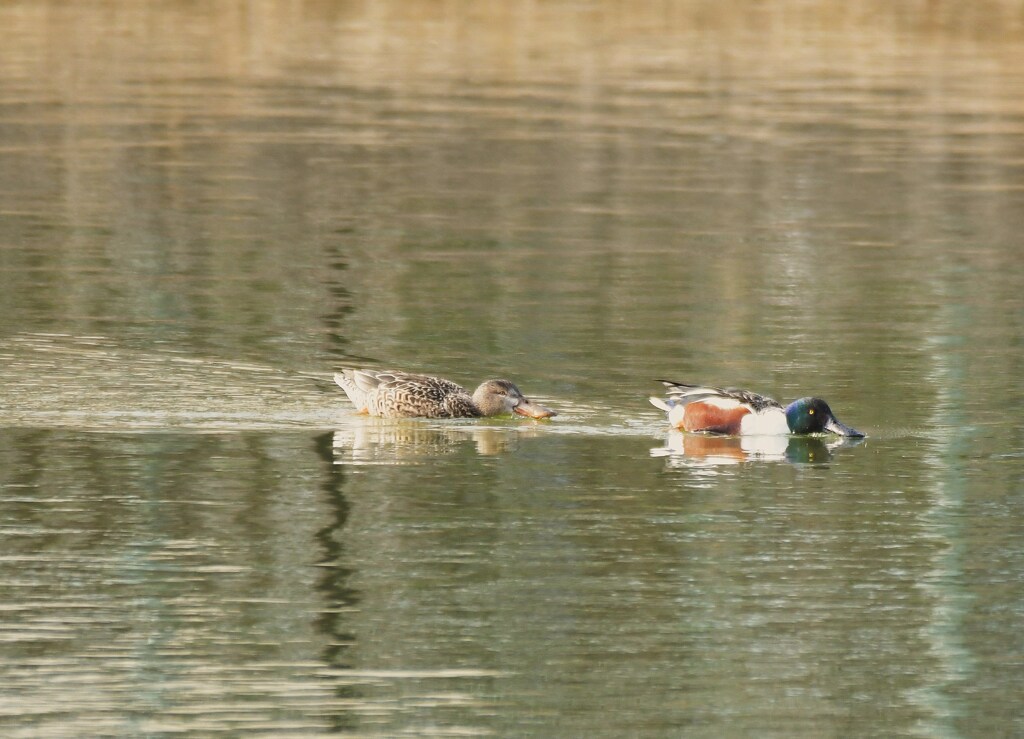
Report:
657,381,781,411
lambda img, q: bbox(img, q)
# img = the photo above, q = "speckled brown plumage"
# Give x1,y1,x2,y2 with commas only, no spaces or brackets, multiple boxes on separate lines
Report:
334,369,556,419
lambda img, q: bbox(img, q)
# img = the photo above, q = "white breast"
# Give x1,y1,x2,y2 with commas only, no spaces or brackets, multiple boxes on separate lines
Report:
667,403,687,429
739,407,790,435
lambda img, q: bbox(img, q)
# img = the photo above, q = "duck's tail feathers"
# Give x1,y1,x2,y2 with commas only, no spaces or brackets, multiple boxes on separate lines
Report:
649,396,673,412
650,393,688,429
334,370,368,409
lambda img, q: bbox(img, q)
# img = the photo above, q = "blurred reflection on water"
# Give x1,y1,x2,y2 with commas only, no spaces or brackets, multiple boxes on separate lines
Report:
332,421,545,463
651,430,867,467
2,1,1024,736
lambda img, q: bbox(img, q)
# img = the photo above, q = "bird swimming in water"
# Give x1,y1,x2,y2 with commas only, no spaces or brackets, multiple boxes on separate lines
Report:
335,369,557,419
650,381,863,436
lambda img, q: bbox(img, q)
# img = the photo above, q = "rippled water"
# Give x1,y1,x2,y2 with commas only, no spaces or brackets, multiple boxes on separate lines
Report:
2,2,1024,736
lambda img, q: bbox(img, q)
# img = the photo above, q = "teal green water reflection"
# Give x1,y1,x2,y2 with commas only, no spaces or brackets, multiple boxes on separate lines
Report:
2,1,1024,736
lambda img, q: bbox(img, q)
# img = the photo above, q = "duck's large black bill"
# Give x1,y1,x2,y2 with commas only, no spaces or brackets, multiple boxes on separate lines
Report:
824,414,865,437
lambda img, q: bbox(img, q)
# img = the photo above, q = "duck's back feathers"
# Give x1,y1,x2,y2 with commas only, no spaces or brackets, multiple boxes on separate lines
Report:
335,370,479,418
658,381,782,412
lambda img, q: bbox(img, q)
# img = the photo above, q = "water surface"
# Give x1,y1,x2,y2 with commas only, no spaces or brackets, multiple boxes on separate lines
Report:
2,2,1023,736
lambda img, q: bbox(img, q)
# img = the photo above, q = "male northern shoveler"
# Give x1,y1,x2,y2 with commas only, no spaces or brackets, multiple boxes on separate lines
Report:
335,369,556,419
649,381,864,437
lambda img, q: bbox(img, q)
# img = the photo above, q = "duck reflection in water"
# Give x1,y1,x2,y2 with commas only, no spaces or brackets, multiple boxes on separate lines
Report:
651,430,864,467
332,420,544,464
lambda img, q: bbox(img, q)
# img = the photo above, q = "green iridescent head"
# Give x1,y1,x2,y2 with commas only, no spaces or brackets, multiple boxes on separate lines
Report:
785,397,864,437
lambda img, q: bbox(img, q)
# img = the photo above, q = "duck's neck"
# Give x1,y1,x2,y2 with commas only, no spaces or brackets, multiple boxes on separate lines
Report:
469,385,495,416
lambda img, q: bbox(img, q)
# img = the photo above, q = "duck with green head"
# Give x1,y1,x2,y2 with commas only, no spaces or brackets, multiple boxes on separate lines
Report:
650,381,864,437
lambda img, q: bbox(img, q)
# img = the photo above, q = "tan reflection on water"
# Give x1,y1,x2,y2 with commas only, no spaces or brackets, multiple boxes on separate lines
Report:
332,419,541,463
3,1,1024,165
4,1,1024,82
2,0,1022,399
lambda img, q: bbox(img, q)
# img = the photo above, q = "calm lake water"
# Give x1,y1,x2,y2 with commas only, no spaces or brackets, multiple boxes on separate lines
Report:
2,2,1024,736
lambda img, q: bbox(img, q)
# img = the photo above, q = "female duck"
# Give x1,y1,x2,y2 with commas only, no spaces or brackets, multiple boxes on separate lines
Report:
335,369,556,419
650,381,863,437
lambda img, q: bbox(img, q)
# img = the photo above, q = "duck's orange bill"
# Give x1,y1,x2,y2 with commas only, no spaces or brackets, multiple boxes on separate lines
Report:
514,400,557,419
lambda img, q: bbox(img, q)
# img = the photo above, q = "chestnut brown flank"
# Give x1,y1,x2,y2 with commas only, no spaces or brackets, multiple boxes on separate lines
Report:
683,403,750,434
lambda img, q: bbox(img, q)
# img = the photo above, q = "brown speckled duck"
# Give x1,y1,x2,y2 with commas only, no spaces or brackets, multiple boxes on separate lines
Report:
334,369,557,419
